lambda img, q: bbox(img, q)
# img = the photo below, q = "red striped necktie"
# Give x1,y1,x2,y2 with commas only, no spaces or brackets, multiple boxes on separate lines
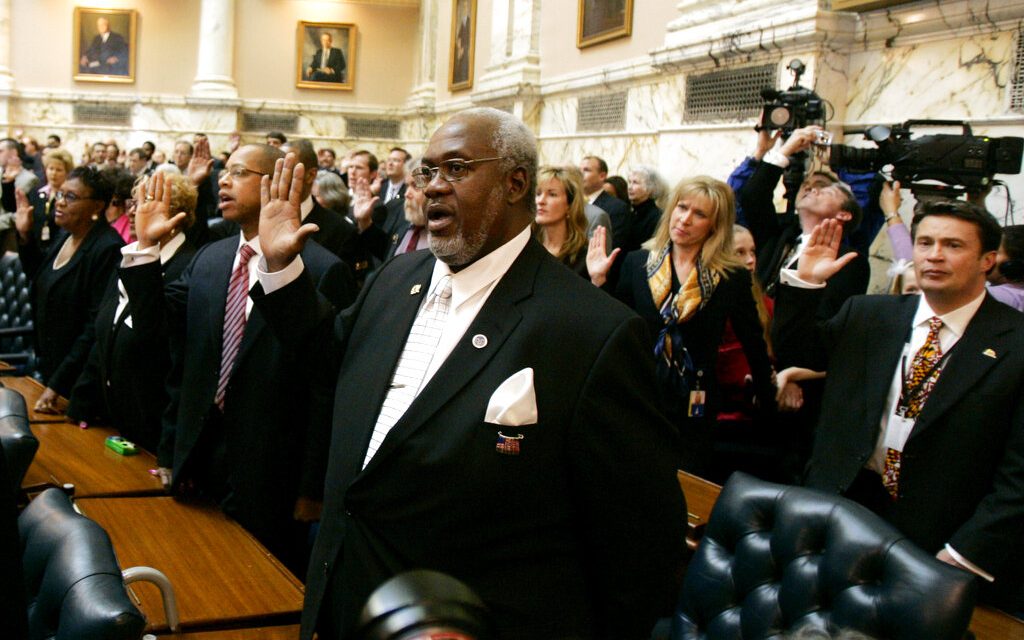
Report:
215,244,257,410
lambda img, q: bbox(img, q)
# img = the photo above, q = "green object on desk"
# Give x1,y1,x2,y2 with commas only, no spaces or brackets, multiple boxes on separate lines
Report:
105,436,138,456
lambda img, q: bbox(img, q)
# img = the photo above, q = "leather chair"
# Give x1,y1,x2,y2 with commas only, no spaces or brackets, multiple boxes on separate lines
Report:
0,387,37,491
672,472,977,640
20,488,146,640
0,252,35,375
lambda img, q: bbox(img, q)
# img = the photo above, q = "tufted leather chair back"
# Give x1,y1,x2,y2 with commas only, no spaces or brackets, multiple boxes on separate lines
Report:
0,251,35,371
0,388,37,491
672,472,976,640
19,489,146,640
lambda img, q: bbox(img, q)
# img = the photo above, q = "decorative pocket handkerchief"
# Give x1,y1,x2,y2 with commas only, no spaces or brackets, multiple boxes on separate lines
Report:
484,367,538,426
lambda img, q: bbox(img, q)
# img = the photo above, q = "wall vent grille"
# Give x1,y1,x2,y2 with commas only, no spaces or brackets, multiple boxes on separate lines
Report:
577,92,627,132
240,111,298,133
347,118,401,139
685,63,777,122
73,103,132,126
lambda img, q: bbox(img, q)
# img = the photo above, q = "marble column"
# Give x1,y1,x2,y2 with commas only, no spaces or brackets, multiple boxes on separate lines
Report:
408,0,437,110
0,0,14,91
190,0,237,98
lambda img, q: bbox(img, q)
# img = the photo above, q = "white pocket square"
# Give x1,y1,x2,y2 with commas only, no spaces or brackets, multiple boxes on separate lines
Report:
484,367,538,426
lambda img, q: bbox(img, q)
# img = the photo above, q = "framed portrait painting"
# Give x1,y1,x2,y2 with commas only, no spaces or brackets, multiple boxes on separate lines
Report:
577,0,634,49
297,21,355,90
73,7,137,83
448,0,476,92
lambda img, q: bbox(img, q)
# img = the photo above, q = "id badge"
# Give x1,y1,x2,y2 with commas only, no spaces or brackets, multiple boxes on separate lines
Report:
688,389,706,417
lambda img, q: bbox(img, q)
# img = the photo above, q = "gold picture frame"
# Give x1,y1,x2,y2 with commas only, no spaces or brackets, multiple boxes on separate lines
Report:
73,7,137,83
297,21,355,91
448,0,476,92
577,0,634,49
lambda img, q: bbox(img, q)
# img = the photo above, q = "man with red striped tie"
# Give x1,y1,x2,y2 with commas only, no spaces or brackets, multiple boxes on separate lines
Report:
119,143,354,574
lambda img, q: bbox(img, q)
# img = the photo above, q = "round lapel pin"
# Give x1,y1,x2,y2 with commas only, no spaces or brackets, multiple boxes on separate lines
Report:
472,334,488,349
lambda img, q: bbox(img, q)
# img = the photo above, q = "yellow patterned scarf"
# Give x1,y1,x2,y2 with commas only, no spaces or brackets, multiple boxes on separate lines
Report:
647,244,720,362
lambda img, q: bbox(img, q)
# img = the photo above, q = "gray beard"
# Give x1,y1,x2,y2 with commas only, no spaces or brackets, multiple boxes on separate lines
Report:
429,188,502,267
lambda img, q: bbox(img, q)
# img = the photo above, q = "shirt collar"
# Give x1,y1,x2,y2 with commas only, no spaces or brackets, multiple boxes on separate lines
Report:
430,226,531,312
300,195,314,221
236,232,263,257
159,233,186,264
913,290,987,339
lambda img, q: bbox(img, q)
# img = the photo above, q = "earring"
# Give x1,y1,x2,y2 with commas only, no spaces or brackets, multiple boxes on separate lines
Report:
91,214,99,221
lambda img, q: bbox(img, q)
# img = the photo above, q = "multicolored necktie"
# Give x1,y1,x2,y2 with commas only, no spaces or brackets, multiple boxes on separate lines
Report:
883,316,943,499
214,244,257,411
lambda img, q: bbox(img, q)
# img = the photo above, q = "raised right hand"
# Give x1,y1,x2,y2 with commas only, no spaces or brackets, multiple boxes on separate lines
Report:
351,175,379,232
779,125,824,157
135,172,187,249
259,153,319,272
586,226,620,287
13,189,33,242
796,218,858,285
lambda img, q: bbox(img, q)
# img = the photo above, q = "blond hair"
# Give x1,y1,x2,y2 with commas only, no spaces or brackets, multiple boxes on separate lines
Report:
133,173,198,230
532,165,589,265
644,176,743,279
42,148,74,173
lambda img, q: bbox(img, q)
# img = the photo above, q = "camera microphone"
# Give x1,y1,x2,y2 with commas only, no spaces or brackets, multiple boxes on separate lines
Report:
358,570,492,640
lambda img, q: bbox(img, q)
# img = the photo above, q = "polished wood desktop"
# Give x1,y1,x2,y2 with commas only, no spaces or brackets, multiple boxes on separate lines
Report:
24,420,163,497
1,376,67,423
155,624,300,639
77,497,304,633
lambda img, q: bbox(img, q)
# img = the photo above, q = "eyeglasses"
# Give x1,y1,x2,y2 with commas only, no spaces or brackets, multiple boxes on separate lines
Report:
224,166,269,180
54,190,94,204
410,157,504,189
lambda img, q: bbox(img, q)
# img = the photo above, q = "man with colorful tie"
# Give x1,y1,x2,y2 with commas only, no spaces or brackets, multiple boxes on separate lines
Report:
773,201,1024,613
252,107,687,639
119,144,354,574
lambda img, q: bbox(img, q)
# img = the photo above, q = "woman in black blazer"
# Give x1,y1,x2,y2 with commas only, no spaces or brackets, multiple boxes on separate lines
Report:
26,148,75,254
68,171,197,450
14,166,123,413
533,165,591,278
589,175,774,479
623,165,666,252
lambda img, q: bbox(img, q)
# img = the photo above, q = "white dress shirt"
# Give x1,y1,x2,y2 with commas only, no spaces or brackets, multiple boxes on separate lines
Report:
114,233,186,326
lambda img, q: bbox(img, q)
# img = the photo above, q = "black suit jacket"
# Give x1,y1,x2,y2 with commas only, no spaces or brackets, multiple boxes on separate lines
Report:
308,200,376,289
307,47,346,82
120,237,355,561
255,238,688,640
19,223,124,395
67,241,196,451
81,31,129,75
738,160,869,342
27,187,60,254
359,198,413,263
593,191,630,250
776,287,1024,597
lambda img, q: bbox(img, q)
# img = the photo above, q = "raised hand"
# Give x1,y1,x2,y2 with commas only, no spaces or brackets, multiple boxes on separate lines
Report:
351,175,379,232
135,172,187,249
796,218,858,285
779,125,824,157
753,127,782,160
586,226,620,287
259,153,319,272
880,180,902,220
187,136,215,186
13,189,33,242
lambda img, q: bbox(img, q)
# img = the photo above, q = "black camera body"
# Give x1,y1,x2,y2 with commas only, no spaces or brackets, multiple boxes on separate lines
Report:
829,120,1023,195
759,59,825,134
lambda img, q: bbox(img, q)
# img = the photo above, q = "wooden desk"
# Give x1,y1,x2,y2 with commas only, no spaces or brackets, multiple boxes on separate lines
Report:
677,470,722,550
969,605,1024,639
1,376,67,423
155,624,300,639
0,360,15,372
25,421,163,497
78,497,304,633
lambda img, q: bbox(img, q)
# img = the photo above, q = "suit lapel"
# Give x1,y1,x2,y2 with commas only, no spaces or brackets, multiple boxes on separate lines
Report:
910,296,1012,438
863,296,918,425
205,239,239,351
358,241,541,479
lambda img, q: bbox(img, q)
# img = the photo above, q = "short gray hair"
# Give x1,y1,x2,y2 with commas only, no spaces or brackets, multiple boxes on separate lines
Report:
314,171,349,212
629,165,667,203
458,107,537,212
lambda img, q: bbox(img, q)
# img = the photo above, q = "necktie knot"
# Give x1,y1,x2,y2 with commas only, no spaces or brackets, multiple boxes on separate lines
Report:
433,275,453,300
927,316,943,332
238,244,257,266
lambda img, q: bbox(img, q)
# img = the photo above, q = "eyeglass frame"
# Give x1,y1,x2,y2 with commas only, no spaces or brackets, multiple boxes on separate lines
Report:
222,165,270,181
53,190,97,204
410,156,505,189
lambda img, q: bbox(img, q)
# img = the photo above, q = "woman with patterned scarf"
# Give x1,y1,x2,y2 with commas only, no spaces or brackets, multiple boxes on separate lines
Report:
588,175,774,480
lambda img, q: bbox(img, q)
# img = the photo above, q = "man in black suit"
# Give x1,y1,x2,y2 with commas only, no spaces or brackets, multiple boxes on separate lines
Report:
580,154,629,250
253,107,687,639
121,144,355,573
79,16,129,76
380,147,409,204
282,139,372,285
775,204,1024,611
306,32,346,83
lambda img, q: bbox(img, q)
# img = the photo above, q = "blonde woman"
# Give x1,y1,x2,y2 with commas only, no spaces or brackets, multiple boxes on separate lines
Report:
533,165,592,277
589,176,773,479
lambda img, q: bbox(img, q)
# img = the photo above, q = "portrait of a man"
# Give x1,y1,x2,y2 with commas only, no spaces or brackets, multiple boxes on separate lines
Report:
74,8,136,83
577,0,633,49
448,0,476,91
297,22,355,91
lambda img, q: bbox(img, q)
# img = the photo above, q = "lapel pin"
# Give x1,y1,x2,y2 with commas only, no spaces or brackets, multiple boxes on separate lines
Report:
472,334,488,349
983,348,997,359
496,431,523,456
410,284,422,295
